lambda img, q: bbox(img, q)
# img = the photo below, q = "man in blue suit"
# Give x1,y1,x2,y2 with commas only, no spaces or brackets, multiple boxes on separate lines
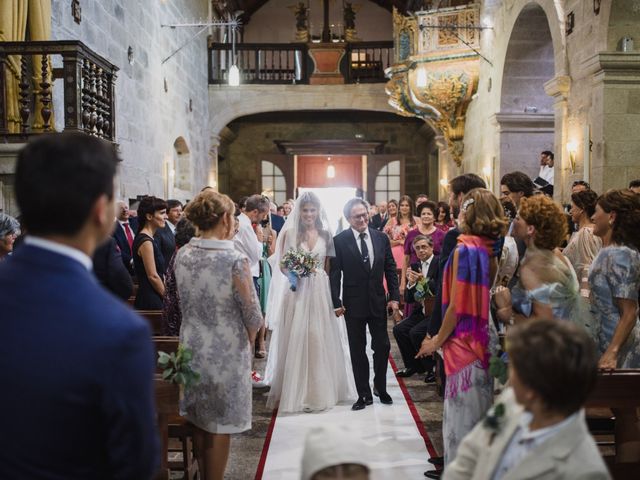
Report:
0,133,159,479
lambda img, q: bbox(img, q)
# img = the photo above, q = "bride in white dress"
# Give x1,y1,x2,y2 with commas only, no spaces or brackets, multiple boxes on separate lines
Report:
265,192,356,413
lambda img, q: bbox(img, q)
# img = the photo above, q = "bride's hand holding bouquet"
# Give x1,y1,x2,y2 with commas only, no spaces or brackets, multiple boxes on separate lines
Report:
280,248,320,291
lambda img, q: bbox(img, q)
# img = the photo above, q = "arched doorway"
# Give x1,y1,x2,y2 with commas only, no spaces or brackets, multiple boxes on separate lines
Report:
497,3,556,179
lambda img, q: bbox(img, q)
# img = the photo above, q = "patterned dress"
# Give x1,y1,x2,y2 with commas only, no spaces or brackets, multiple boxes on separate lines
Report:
589,245,640,367
175,238,263,433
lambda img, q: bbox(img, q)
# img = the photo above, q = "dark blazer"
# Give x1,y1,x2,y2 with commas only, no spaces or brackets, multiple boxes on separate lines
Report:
330,227,400,318
405,256,439,307
270,213,285,235
154,224,176,275
369,213,389,231
112,221,135,275
0,244,159,479
92,237,134,300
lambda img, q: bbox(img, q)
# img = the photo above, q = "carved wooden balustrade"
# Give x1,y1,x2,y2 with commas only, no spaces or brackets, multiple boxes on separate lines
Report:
343,41,394,84
0,40,118,142
208,41,393,85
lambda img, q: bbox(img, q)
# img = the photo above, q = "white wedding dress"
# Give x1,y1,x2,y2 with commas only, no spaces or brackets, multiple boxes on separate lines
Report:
265,235,356,413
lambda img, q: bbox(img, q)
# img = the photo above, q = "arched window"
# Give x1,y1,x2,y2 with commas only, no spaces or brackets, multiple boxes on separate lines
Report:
261,160,286,206
374,160,401,204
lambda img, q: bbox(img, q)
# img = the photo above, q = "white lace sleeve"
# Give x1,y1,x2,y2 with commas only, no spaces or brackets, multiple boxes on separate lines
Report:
232,256,264,337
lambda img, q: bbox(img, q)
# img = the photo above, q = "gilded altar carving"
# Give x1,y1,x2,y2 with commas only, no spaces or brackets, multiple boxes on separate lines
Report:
386,6,480,166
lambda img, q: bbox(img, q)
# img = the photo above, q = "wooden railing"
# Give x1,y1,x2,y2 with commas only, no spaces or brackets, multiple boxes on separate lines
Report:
208,41,393,85
209,42,309,85
343,41,394,84
0,40,118,142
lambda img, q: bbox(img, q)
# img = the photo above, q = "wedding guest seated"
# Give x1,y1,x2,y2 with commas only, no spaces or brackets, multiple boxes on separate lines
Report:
92,236,134,300
301,425,370,480
444,319,610,480
393,235,439,382
162,217,196,336
0,212,20,260
133,196,168,310
0,132,159,479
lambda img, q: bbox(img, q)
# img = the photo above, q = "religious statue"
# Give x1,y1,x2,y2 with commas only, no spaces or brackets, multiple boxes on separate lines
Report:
288,2,309,42
344,3,360,42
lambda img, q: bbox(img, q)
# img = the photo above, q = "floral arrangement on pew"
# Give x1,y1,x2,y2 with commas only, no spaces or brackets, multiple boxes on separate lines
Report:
157,345,200,389
280,248,320,291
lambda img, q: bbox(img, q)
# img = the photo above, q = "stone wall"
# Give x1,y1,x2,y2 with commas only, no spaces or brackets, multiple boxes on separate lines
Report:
219,119,435,202
459,0,640,202
243,0,393,43
51,0,212,202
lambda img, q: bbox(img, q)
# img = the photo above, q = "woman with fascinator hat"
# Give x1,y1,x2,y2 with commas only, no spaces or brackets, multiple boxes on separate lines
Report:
265,191,356,413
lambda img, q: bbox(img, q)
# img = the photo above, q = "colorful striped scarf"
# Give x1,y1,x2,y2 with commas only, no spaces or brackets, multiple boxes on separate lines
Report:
441,234,494,399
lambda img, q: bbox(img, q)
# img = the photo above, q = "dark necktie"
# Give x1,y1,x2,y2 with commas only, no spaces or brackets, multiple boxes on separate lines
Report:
359,232,370,270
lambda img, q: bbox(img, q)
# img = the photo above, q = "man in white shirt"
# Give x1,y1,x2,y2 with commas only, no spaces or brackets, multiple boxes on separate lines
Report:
235,194,270,388
234,194,270,287
534,150,554,196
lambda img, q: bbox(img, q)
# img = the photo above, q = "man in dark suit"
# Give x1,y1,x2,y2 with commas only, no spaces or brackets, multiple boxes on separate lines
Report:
92,236,134,301
369,200,389,231
0,132,159,479
113,200,137,275
154,199,181,273
330,198,400,411
393,235,439,381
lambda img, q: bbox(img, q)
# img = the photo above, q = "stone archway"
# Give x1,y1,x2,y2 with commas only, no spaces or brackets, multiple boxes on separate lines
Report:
497,3,556,179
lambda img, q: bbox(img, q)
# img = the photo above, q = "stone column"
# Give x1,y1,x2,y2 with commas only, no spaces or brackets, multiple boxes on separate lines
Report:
582,52,640,192
208,134,220,190
544,75,571,202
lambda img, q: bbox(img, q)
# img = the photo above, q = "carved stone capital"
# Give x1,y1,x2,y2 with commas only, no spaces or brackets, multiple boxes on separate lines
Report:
544,75,571,101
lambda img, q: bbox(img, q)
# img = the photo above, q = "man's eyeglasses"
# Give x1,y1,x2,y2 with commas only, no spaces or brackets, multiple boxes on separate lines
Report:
351,213,368,220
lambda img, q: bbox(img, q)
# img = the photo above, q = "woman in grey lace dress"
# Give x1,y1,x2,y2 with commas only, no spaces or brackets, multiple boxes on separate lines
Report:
175,190,263,480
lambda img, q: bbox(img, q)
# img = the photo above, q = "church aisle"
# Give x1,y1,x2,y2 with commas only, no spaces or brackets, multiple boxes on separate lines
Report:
257,348,437,479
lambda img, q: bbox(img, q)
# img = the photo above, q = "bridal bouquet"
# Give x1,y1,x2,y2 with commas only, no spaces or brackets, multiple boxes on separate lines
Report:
280,248,320,291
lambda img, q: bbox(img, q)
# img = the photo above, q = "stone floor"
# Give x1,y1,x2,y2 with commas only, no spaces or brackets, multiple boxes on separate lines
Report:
223,319,444,479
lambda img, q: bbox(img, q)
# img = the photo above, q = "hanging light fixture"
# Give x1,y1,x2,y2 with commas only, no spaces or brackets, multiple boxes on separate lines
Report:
228,23,240,86
326,156,335,178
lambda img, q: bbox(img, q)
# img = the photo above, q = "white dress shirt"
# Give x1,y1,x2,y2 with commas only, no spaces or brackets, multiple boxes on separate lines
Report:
167,221,176,235
492,410,579,480
234,212,262,277
351,227,374,267
25,236,93,271
538,164,554,185
117,219,133,235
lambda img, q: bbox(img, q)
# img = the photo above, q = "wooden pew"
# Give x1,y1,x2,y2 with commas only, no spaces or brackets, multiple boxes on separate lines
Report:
138,310,164,335
585,370,640,476
152,336,198,480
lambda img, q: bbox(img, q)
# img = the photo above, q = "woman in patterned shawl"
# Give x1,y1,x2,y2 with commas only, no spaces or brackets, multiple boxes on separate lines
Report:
417,188,508,465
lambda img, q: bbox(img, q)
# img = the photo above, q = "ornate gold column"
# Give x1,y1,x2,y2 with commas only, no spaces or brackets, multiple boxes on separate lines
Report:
0,0,28,133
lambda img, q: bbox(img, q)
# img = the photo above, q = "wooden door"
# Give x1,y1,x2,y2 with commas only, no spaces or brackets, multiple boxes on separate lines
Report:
297,155,362,189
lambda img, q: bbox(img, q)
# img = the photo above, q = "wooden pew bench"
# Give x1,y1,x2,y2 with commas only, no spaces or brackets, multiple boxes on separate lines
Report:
585,369,640,477
138,309,164,335
153,336,198,480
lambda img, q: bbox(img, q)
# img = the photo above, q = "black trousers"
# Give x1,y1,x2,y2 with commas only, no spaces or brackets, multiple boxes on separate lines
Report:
392,308,435,373
344,313,390,397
